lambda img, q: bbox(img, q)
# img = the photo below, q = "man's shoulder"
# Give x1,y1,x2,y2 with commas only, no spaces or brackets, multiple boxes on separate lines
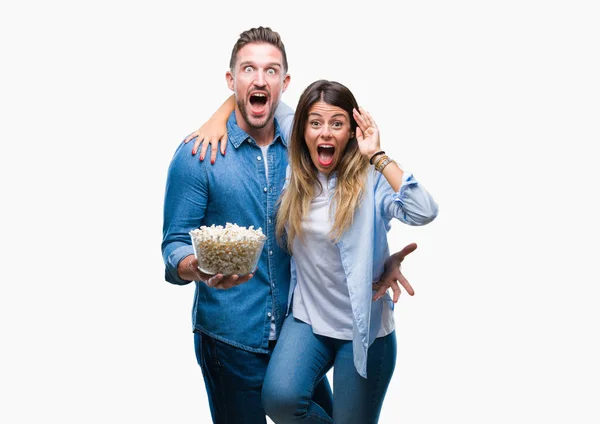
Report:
168,137,208,174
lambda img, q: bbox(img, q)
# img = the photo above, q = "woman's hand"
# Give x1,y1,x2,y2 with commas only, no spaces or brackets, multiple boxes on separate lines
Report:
353,106,381,160
183,120,228,164
372,243,418,302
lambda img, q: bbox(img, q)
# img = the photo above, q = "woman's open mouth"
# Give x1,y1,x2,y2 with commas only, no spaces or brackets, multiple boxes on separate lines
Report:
317,144,335,167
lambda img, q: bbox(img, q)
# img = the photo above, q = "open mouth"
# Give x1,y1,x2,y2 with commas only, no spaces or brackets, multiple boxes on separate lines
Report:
249,93,268,106
317,145,335,167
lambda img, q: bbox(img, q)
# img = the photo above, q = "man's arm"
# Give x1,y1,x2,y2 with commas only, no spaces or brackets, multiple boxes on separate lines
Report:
162,141,209,285
162,140,254,289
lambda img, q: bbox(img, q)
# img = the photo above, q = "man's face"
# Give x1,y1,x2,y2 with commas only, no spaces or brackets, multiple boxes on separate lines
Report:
227,43,290,130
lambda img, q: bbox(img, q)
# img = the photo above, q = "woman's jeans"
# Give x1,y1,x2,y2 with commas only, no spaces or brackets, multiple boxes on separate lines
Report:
194,331,333,424
262,314,397,423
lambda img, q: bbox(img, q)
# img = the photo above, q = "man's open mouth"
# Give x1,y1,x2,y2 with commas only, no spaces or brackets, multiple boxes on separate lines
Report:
249,92,268,106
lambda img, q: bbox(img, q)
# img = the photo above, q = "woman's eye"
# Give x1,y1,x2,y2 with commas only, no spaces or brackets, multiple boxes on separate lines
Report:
310,121,321,127
333,122,343,128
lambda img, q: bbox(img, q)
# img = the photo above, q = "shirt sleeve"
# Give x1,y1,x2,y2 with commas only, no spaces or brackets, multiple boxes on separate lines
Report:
275,101,295,142
161,140,209,285
375,169,439,225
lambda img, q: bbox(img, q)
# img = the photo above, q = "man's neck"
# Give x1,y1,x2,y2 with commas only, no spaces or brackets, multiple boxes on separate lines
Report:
235,109,275,147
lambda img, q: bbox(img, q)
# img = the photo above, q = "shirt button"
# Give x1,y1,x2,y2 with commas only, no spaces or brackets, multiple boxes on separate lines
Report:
257,156,262,161
263,187,267,192
267,312,272,317
268,219,272,224
269,250,273,255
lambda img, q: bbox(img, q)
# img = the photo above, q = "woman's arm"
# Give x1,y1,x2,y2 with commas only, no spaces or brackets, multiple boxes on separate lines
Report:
353,107,405,191
354,107,438,224
183,97,295,164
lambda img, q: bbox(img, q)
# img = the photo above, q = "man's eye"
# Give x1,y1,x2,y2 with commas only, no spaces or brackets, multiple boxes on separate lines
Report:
244,66,253,72
267,69,276,75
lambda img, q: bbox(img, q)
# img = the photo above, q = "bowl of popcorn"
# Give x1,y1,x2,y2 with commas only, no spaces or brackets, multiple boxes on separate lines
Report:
189,223,266,276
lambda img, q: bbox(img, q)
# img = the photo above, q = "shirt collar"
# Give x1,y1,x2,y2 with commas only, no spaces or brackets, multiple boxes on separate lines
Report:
226,111,287,149
318,171,337,189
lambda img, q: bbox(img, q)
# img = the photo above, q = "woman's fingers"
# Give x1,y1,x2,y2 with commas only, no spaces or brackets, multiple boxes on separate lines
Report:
372,283,388,301
184,131,200,144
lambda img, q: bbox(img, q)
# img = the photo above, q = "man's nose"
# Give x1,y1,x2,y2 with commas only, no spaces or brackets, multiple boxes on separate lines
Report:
254,71,267,86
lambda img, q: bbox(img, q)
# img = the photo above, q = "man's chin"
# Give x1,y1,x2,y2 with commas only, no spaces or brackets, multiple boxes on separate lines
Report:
247,116,269,129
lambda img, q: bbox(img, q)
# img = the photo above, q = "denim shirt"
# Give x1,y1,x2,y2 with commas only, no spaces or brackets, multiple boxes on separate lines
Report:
286,168,438,377
162,112,291,353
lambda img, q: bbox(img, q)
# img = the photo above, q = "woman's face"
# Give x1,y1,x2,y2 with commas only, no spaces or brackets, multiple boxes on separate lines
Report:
304,101,353,175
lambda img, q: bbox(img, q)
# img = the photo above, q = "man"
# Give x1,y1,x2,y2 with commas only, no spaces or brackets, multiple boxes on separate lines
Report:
162,27,332,424
163,26,417,423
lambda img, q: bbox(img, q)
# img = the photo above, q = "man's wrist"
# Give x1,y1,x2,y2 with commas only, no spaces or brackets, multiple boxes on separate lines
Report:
177,255,196,281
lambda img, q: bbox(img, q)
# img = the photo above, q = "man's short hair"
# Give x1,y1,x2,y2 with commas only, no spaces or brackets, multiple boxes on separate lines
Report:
229,26,288,73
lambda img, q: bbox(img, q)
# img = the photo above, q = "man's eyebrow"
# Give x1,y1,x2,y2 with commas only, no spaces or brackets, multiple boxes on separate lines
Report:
238,61,282,69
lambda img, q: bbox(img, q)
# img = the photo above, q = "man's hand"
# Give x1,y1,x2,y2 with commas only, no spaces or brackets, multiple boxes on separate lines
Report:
178,255,253,289
372,243,418,303
205,273,254,290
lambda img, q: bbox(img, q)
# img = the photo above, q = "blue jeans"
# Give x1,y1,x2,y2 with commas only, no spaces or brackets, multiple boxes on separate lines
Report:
262,315,397,423
194,331,333,424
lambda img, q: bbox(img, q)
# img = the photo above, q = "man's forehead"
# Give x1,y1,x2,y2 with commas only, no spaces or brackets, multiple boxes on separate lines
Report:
235,43,284,67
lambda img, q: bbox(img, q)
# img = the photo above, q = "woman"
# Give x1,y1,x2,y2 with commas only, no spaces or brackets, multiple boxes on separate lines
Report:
259,80,438,423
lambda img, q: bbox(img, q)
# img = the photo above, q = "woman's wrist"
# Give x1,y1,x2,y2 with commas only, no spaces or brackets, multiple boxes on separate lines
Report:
369,150,385,165
374,154,394,173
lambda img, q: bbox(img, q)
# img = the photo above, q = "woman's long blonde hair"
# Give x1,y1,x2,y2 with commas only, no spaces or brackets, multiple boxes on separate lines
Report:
276,80,369,252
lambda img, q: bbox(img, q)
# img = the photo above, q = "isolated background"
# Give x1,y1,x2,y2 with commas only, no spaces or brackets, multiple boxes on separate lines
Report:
1,1,598,422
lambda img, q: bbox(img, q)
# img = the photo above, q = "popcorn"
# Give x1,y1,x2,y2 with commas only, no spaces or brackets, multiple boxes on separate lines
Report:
190,223,266,276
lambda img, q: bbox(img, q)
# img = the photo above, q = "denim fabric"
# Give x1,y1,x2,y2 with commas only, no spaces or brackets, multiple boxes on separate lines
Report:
162,112,291,353
195,331,333,424
262,315,396,423
286,168,438,377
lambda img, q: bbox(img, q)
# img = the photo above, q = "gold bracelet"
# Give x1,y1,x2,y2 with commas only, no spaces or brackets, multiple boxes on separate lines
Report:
375,156,393,173
373,154,389,170
373,154,389,169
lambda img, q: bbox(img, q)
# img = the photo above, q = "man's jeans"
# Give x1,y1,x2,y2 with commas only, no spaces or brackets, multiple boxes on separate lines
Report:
262,315,397,424
194,331,333,424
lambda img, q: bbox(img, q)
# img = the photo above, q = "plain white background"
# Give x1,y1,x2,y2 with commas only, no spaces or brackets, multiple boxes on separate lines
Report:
1,1,599,422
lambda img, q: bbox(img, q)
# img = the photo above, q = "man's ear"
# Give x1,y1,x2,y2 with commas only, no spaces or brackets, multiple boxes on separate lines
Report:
226,71,235,91
282,74,291,93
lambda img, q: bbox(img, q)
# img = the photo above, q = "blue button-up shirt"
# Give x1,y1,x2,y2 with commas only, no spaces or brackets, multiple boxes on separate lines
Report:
162,111,291,353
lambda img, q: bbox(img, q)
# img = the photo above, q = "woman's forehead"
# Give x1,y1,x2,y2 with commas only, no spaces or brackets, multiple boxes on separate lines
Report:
308,101,348,118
